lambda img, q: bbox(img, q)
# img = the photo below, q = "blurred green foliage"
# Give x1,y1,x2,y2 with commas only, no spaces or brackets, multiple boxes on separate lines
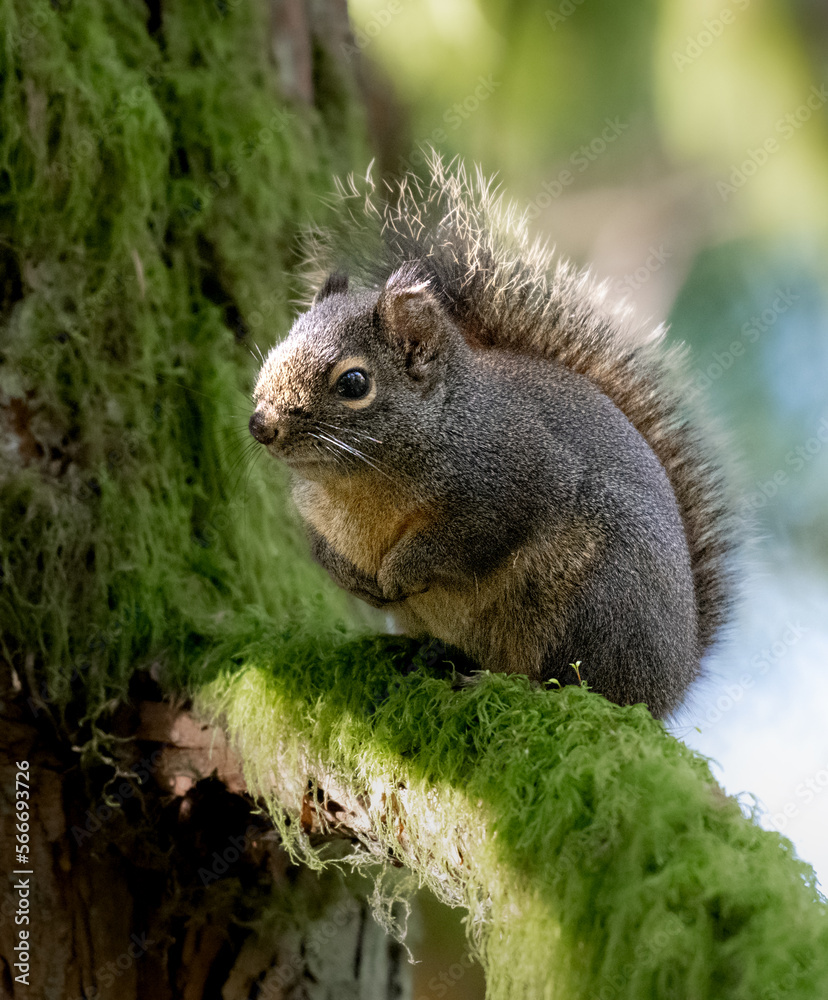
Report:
351,0,828,564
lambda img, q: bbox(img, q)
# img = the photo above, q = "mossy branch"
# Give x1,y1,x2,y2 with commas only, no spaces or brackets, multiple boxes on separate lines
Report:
136,700,384,855
136,630,828,1000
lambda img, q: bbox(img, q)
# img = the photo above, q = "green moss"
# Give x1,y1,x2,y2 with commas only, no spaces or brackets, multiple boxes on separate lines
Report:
0,0,364,723
202,632,828,1000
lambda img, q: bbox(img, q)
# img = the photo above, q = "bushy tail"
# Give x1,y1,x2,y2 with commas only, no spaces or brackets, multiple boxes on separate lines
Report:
304,154,733,653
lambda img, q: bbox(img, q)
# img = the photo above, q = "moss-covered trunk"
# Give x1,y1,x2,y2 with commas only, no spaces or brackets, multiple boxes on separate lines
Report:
0,1,411,997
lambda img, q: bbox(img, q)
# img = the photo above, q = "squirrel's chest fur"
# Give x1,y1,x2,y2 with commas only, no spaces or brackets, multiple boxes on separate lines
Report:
292,476,429,576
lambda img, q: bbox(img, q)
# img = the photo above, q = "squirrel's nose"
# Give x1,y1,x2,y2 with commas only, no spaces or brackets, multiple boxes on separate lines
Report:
249,410,277,444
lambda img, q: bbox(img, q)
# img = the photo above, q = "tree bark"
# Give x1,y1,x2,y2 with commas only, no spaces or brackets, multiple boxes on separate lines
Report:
0,0,412,996
0,664,412,1000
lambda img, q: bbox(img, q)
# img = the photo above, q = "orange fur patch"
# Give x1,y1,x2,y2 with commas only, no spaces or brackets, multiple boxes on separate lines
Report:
294,476,432,576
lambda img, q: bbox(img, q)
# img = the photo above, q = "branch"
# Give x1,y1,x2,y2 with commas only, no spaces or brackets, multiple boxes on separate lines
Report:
128,636,828,1000
136,699,462,876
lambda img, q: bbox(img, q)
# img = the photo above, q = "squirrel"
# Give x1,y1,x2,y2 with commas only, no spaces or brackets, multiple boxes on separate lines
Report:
248,156,732,719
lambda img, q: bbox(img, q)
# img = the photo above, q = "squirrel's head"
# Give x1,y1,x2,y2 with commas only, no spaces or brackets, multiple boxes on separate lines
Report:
249,266,464,478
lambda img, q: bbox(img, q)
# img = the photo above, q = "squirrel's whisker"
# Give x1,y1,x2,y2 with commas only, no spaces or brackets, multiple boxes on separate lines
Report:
315,420,383,445
314,430,375,463
312,438,341,470
312,431,394,480
307,433,355,473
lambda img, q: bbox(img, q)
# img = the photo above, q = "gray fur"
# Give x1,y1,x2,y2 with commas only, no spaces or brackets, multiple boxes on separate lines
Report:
249,156,732,718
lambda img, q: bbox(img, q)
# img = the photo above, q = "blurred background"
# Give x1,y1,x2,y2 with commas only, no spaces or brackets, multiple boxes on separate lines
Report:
346,0,828,993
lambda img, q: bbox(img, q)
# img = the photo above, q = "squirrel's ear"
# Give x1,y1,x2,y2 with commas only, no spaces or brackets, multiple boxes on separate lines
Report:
314,271,349,304
376,268,448,379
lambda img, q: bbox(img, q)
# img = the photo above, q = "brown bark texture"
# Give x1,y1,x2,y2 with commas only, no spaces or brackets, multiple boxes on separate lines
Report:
0,663,412,1000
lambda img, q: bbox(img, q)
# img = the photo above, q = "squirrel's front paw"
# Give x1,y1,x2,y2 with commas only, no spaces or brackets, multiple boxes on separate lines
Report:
350,582,394,608
376,560,429,604
325,567,390,607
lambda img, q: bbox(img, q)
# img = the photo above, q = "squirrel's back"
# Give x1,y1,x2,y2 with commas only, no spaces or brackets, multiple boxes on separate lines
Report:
304,155,733,660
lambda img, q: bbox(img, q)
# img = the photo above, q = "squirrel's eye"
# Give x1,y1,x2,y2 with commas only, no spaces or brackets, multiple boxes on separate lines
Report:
335,368,370,400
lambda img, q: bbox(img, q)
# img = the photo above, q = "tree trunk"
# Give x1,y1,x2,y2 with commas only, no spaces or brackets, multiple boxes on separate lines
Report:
0,1,410,997
0,664,411,1000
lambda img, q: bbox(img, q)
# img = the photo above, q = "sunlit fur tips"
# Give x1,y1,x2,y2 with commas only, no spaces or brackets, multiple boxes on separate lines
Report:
298,150,733,655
